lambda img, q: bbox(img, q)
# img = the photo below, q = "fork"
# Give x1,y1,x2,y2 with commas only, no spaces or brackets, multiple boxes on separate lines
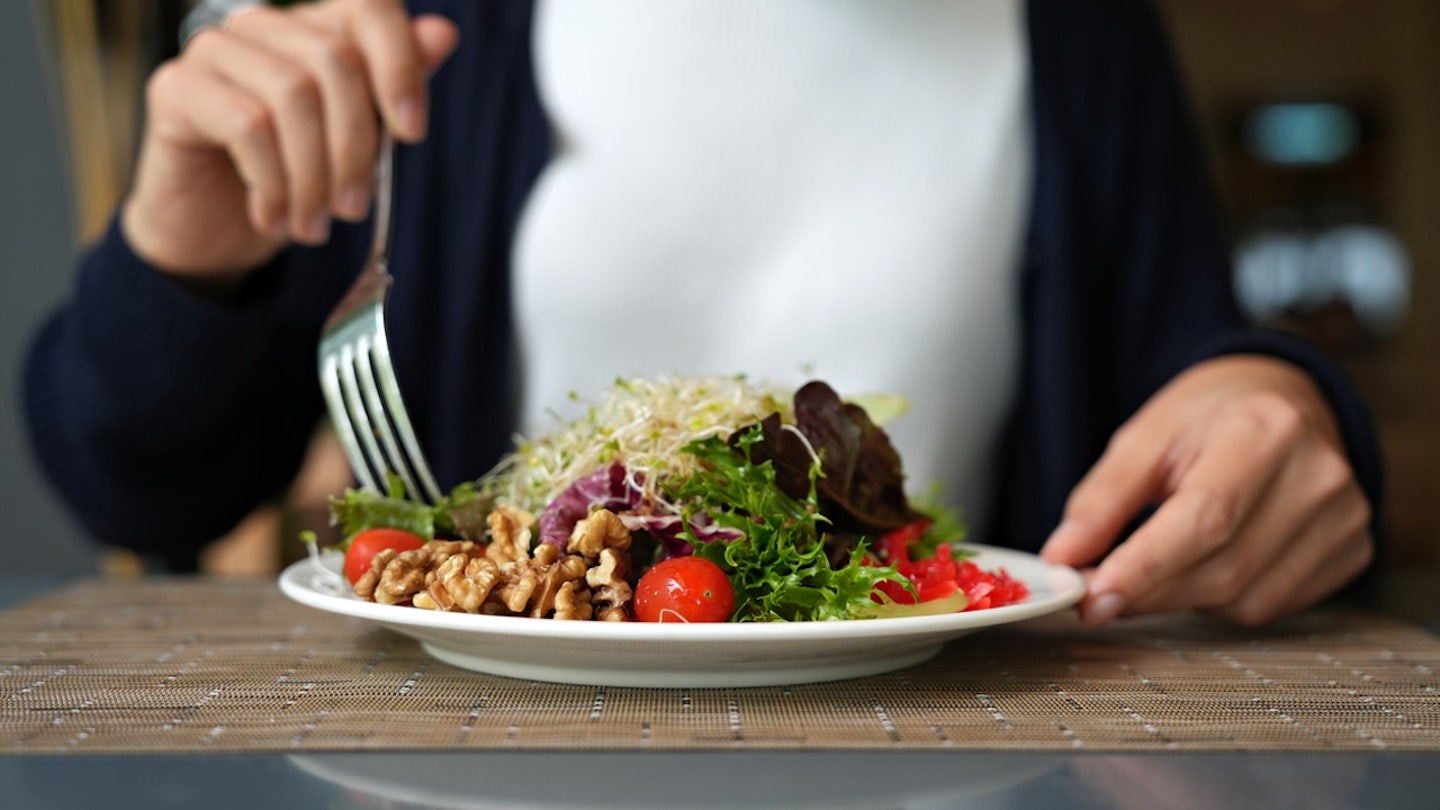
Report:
317,134,442,504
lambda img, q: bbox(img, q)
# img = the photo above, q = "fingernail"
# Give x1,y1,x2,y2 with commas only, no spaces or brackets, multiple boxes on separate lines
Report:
305,213,331,243
338,184,369,219
1083,592,1126,628
396,98,425,140
1044,520,1077,547
1040,520,1080,561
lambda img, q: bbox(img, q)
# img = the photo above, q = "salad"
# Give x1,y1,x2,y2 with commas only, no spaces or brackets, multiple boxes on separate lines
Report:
322,375,1027,622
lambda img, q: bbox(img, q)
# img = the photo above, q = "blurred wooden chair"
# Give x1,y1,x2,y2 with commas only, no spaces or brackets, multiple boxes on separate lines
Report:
43,0,173,576
45,0,169,244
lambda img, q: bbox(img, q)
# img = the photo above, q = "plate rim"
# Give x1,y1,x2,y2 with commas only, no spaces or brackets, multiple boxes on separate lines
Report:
277,543,1084,643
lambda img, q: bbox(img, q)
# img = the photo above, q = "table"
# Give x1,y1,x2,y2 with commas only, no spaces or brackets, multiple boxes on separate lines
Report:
3,573,1439,809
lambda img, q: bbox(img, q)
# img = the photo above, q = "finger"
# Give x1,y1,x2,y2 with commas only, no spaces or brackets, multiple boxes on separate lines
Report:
1183,511,1372,628
412,14,463,72
1121,473,1289,618
190,26,332,243
1125,422,1369,624
1041,422,1170,570
1223,528,1372,627
237,16,380,221
147,58,288,237
1267,530,1373,620
1082,415,1289,626
310,0,454,142
1217,465,1373,625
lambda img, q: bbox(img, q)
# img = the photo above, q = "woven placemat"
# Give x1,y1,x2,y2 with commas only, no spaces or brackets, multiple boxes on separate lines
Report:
2,578,1438,754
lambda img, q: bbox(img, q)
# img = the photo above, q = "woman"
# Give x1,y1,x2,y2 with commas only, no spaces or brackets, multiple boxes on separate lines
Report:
23,0,1380,627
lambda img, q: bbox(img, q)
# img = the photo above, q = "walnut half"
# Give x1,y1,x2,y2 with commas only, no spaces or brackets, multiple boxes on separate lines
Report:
486,505,534,565
568,509,634,621
418,553,502,613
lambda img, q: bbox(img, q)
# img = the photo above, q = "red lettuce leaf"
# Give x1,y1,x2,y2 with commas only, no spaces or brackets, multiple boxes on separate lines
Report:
535,463,739,559
744,380,924,535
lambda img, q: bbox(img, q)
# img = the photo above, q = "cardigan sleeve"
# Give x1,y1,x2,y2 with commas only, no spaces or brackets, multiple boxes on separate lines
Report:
21,217,364,565
20,0,542,568
999,0,1384,556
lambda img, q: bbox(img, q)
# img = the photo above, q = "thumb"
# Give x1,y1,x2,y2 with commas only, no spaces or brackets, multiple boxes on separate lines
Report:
413,15,460,74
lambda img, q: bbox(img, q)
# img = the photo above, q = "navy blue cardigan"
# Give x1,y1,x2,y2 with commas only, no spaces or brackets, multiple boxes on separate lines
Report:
23,0,1383,570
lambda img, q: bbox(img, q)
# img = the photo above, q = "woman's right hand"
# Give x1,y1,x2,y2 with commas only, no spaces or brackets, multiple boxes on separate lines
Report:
121,0,459,284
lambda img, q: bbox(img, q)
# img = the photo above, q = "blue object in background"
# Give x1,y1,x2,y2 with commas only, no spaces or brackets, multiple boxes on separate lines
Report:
1245,102,1360,166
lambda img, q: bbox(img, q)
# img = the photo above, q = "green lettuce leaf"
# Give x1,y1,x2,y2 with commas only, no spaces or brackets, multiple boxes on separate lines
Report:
326,480,487,547
672,428,903,622
328,489,439,543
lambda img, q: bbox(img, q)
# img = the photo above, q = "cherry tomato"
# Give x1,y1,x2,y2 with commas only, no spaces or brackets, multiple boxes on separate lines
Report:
343,528,426,585
634,556,735,623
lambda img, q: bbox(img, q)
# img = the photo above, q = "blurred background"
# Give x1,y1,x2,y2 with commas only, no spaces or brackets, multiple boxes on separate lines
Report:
2,0,1436,582
1153,0,1440,577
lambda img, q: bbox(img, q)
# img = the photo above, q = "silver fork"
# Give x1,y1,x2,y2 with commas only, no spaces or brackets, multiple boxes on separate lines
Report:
317,134,442,504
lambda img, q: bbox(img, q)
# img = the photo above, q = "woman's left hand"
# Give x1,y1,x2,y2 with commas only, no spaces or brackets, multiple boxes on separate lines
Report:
1040,355,1374,627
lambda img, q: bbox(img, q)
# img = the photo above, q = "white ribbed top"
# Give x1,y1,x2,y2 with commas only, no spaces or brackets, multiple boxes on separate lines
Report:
511,0,1030,534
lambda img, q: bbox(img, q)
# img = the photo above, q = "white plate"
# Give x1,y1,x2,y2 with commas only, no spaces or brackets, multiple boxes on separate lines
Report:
278,544,1083,688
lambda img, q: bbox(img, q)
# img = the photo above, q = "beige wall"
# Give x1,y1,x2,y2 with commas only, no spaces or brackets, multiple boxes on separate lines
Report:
1155,0,1440,564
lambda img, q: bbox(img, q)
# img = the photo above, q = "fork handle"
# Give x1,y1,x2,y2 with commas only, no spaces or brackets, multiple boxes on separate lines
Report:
369,133,395,268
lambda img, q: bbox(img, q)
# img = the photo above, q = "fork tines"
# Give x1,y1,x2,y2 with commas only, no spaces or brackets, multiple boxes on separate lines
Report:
319,314,442,505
